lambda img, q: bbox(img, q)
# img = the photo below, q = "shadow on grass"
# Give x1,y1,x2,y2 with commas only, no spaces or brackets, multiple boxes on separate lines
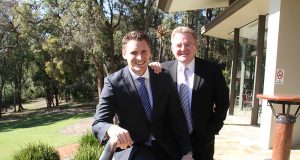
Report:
0,103,96,133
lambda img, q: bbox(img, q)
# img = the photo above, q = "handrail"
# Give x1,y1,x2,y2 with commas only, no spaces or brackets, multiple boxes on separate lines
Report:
99,140,117,160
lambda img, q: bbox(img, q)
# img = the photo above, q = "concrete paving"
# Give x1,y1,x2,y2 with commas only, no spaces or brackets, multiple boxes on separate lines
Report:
214,107,300,160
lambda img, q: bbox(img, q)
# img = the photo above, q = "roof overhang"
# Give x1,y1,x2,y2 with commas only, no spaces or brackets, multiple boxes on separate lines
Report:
201,0,269,40
157,0,229,12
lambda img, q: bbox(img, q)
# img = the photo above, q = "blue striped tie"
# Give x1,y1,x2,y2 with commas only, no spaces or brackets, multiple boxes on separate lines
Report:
137,77,153,146
179,67,193,133
137,77,152,121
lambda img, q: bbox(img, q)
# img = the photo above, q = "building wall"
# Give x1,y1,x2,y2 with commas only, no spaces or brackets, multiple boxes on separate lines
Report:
261,0,300,148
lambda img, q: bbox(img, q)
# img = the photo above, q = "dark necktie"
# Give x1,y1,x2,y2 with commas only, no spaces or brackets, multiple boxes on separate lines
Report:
137,77,152,121
137,77,153,146
179,67,193,133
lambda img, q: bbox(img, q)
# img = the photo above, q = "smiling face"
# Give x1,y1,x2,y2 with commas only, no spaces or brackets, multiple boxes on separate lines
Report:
171,32,197,65
122,39,151,76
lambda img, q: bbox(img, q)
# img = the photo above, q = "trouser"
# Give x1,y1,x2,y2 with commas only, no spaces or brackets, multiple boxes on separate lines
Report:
191,132,215,160
131,141,175,160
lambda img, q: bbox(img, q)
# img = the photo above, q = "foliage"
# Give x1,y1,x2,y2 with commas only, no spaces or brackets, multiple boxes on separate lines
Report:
74,145,103,160
222,68,231,86
78,131,99,148
0,0,232,115
11,142,60,160
75,131,103,160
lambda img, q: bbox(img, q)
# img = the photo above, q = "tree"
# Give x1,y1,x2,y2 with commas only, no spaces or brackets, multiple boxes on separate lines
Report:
65,0,126,98
12,1,60,109
156,25,168,62
0,0,22,116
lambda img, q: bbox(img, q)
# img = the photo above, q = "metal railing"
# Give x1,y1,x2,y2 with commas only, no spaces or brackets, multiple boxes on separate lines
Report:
99,141,117,160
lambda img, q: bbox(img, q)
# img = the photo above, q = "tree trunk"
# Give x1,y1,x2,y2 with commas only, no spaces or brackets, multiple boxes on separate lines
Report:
108,31,116,74
194,10,200,35
152,10,159,62
46,92,53,109
204,9,212,60
0,50,8,117
0,93,2,118
205,36,210,60
53,83,59,106
97,63,105,99
17,83,25,111
0,76,7,117
44,82,53,109
158,37,163,62
16,69,25,112
13,85,16,112
4,85,7,112
144,0,155,32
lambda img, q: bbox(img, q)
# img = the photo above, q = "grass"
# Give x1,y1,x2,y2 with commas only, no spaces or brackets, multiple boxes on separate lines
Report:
0,100,96,160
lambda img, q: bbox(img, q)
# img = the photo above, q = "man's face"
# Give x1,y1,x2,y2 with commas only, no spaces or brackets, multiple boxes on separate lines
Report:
171,32,196,65
122,40,151,76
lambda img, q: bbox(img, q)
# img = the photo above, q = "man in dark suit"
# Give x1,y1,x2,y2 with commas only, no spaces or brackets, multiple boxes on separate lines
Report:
92,31,193,160
151,26,229,160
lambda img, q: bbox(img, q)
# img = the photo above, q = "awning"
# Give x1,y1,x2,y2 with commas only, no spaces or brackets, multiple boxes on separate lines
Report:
157,0,229,13
157,0,269,40
201,0,269,40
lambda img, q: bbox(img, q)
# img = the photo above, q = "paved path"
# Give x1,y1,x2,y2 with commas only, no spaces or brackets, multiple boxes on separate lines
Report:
214,108,300,160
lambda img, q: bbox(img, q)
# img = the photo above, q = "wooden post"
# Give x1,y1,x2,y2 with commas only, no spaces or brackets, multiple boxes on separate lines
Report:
272,115,295,160
256,94,300,160
228,28,239,115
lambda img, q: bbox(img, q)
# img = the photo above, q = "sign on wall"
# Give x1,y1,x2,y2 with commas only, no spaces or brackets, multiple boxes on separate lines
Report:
275,68,284,85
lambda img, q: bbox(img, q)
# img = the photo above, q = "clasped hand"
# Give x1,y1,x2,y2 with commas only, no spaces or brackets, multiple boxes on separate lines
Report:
107,125,193,160
107,125,133,149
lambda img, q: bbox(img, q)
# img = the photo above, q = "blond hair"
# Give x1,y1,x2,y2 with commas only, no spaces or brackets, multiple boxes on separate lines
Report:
171,26,197,42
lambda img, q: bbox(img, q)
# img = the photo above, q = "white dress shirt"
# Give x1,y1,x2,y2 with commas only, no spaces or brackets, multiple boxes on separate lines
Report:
128,68,153,108
177,58,195,110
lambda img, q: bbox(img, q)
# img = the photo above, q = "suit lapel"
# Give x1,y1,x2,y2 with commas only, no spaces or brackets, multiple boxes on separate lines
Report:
169,61,178,87
122,67,151,122
148,69,158,120
122,67,145,110
193,57,203,91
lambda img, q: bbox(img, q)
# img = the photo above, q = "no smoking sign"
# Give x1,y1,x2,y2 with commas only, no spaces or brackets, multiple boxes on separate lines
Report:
275,68,284,85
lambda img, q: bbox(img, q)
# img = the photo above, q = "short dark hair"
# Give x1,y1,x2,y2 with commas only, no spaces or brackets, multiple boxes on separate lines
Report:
121,31,151,50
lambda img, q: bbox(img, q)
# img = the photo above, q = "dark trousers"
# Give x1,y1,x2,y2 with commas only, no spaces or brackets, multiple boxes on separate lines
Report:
191,132,215,160
131,141,174,160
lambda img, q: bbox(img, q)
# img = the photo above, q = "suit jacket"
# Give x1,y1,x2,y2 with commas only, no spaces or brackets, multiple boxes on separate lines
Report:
92,66,192,159
162,57,229,146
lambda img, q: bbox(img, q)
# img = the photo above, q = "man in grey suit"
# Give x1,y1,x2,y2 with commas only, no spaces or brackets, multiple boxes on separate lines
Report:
92,31,193,160
151,26,229,160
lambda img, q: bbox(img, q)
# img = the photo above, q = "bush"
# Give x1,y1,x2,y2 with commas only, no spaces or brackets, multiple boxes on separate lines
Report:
12,142,60,160
74,145,103,160
75,131,103,160
78,131,99,148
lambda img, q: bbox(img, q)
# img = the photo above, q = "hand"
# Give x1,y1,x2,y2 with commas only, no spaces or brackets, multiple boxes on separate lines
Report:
107,125,133,149
149,62,162,74
181,152,193,160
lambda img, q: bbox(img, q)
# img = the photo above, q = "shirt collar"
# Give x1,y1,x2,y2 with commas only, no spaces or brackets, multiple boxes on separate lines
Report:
178,58,195,72
129,67,150,80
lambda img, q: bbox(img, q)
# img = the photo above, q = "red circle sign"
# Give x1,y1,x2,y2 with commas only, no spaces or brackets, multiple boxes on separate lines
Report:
277,70,283,79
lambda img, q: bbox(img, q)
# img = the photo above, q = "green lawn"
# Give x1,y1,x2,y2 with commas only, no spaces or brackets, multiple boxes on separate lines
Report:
0,105,94,160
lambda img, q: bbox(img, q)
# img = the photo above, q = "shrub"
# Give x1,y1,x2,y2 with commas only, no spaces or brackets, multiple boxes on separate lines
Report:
75,131,103,160
78,131,99,148
11,142,60,160
74,145,103,160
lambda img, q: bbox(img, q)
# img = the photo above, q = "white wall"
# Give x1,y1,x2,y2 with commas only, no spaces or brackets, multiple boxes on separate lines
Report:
260,0,300,148
275,0,300,146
